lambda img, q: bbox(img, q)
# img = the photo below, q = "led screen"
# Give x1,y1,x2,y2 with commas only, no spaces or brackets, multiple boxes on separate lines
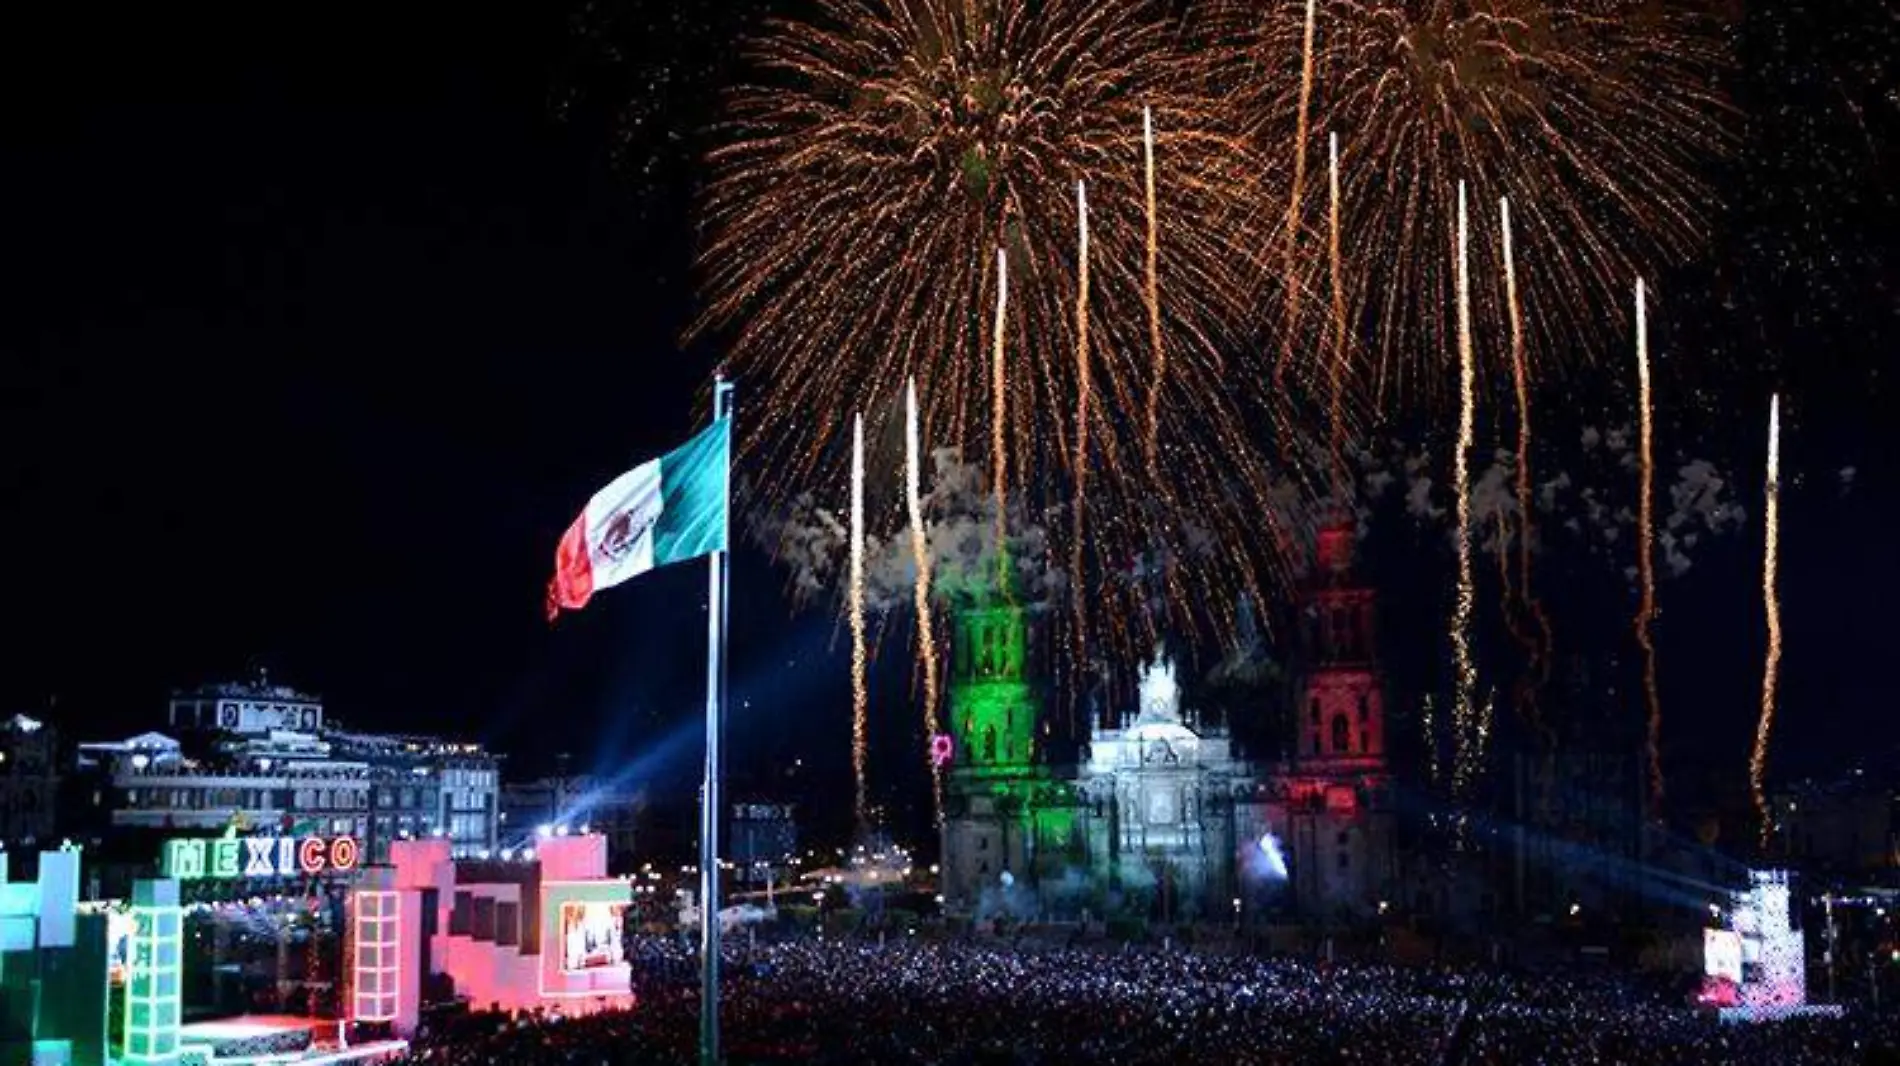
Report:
560,900,627,973
1704,928,1744,984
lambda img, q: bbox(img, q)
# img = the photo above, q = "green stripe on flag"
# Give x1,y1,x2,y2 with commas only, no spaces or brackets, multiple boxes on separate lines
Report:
655,417,730,566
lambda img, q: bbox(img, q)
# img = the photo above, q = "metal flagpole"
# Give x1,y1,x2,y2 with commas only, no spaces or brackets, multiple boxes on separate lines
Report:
700,375,735,1066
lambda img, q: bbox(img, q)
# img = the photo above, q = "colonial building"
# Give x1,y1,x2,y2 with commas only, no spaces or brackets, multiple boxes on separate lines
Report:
1267,522,1399,917
72,677,501,864
1073,656,1265,922
0,714,59,847
940,521,1397,922
499,773,644,869
939,597,1050,907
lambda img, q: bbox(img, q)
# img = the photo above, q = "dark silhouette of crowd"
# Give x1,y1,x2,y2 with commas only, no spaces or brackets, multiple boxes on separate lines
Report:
387,936,1895,1066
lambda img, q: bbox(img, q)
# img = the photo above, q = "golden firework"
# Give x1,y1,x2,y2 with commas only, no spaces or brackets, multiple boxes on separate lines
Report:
700,0,1320,655
1211,0,1729,402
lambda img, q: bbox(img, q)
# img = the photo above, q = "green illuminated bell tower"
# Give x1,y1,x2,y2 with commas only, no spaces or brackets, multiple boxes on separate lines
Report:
939,576,1054,911
947,603,1037,772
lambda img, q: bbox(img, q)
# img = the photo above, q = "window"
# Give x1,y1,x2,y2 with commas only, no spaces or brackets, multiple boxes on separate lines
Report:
1336,830,1350,846
1331,715,1351,754
984,727,997,762
978,836,989,852
1337,852,1349,871
1309,698,1320,726
1361,731,1371,754
1311,737,1321,756
1358,693,1370,721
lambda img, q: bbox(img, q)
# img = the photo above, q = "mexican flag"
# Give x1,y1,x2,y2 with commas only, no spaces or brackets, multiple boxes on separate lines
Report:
547,418,730,619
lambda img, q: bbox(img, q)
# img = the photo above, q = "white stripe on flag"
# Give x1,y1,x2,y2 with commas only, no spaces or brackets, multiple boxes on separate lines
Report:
583,456,663,592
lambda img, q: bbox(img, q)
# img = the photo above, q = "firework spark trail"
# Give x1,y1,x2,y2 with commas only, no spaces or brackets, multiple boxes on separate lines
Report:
1634,279,1665,815
1276,0,1318,385
1327,130,1349,496
1071,179,1092,673
991,246,1009,580
1501,197,1553,741
905,379,944,826
1753,395,1782,849
1142,106,1166,481
850,413,869,830
1450,182,1480,807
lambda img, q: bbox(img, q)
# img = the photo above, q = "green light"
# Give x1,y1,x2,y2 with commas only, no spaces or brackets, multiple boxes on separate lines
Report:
159,840,204,881
123,903,182,1064
210,839,241,879
949,604,1036,770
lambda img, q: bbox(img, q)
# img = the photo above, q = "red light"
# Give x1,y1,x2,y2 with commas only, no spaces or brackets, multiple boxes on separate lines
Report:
299,838,328,875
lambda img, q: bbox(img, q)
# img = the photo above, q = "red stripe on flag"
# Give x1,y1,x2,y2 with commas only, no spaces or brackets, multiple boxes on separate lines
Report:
547,514,595,621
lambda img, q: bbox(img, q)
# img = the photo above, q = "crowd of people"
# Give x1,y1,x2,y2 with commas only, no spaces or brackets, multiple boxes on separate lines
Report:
387,936,1895,1066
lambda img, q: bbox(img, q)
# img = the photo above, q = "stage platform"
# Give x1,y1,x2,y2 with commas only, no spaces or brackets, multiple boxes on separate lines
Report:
176,1016,406,1065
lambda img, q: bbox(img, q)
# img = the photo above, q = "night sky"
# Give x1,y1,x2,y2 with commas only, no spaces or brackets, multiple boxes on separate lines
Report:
0,2,1895,847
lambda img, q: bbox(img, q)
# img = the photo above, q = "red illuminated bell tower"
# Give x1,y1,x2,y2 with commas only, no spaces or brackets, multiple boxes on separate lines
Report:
1279,520,1396,915
1298,523,1385,766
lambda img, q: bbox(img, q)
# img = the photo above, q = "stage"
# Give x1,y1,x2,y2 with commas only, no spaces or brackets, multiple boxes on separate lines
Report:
176,1016,407,1065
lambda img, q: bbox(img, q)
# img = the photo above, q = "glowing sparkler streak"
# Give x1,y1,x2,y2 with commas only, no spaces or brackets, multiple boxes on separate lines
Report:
1278,0,1318,382
1752,395,1782,849
905,379,944,826
1142,106,1165,480
1501,197,1553,743
991,246,1009,570
850,412,868,829
1450,182,1479,805
1327,131,1348,494
1634,279,1665,815
1071,179,1092,669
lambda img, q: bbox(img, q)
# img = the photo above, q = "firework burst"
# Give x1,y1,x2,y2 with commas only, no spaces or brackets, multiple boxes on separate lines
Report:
700,0,1318,659
1211,0,1728,402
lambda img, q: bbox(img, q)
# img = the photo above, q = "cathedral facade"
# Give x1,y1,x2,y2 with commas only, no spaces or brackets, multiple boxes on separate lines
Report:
940,522,1398,923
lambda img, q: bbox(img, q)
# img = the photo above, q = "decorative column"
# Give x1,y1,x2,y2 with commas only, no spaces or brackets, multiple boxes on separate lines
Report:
123,880,182,1066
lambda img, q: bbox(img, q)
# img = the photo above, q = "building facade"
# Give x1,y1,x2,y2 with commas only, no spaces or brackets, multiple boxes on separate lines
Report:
0,715,59,848
1267,522,1399,918
939,522,1397,922
939,599,1053,909
499,774,643,868
729,802,798,889
75,679,500,864
1072,657,1265,922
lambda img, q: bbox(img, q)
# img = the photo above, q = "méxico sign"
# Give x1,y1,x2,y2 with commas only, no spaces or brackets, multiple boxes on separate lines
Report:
162,835,360,881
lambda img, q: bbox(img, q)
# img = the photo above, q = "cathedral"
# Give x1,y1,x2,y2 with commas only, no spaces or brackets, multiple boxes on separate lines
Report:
940,521,1398,922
